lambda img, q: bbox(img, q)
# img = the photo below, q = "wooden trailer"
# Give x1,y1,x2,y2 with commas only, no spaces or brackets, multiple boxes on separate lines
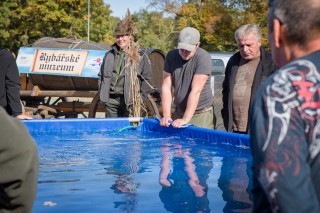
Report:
17,37,165,118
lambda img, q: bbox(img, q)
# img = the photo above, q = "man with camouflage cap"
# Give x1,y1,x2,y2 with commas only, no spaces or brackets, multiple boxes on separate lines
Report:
98,14,153,117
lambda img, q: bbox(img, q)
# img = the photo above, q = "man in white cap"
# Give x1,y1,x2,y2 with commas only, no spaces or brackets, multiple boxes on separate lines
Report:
160,27,215,129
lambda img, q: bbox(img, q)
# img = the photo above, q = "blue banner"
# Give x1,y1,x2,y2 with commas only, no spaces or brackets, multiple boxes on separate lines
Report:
16,47,108,78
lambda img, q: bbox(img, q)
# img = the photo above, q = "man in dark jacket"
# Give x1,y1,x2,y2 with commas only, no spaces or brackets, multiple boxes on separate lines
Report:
250,0,320,211
221,24,277,133
98,17,153,117
0,48,31,119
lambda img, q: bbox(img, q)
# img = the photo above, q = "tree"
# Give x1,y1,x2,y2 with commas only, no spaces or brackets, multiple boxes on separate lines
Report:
0,1,24,51
146,0,186,15
218,0,271,49
242,0,270,48
175,1,237,51
0,0,114,53
0,0,271,53
86,0,116,44
132,10,175,53
146,0,270,52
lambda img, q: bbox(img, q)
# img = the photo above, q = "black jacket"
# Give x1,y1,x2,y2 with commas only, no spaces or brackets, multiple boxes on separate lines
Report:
221,47,278,132
0,48,22,116
249,50,320,213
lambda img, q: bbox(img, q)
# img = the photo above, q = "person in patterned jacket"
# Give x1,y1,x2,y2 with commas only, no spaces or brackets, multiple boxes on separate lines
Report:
249,0,320,212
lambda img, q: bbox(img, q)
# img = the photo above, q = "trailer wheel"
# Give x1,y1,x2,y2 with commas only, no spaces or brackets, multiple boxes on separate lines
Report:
88,92,161,118
145,93,160,118
88,92,102,118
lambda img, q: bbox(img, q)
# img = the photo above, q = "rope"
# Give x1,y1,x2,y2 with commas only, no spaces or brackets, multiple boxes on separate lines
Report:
29,37,109,50
117,125,137,132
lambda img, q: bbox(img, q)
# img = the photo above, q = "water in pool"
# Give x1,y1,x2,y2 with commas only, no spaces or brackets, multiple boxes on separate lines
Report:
32,129,252,213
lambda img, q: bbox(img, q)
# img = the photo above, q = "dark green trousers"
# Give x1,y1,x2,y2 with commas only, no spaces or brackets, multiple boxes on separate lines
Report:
173,108,216,129
105,95,147,118
105,96,129,117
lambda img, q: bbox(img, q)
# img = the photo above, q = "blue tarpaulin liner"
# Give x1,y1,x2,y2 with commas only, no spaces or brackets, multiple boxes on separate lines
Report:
17,47,107,78
21,117,252,212
22,118,131,132
22,118,250,147
139,118,250,147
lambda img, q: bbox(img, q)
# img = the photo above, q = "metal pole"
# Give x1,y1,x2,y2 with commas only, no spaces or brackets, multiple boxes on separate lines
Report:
20,90,98,97
128,117,143,123
88,0,90,42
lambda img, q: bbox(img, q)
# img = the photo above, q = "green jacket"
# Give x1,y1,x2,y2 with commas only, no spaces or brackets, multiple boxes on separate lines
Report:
98,44,153,109
0,107,38,212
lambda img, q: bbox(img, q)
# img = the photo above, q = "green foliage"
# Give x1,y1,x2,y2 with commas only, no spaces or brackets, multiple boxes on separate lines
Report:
243,0,270,49
0,0,271,54
175,1,238,52
0,1,22,51
145,0,271,52
87,0,116,44
0,0,114,53
132,10,176,53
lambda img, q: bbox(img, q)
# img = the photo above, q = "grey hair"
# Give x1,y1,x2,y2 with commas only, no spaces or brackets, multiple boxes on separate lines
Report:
268,0,320,46
234,24,262,42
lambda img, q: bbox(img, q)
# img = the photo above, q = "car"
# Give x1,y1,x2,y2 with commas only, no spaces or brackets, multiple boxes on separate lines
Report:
209,52,234,130
209,52,234,96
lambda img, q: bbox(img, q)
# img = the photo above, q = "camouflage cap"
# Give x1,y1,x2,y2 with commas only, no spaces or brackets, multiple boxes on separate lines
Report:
114,20,130,36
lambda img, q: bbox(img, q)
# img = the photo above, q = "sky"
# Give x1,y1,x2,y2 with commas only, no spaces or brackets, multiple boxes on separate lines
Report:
103,0,149,18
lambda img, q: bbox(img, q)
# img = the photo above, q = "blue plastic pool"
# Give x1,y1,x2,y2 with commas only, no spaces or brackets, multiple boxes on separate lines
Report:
23,118,252,213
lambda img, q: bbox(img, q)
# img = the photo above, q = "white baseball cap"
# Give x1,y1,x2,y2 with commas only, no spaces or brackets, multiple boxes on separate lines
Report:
177,27,200,51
